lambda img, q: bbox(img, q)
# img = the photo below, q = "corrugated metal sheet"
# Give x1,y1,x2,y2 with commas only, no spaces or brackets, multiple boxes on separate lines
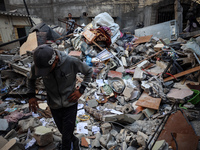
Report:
0,11,28,17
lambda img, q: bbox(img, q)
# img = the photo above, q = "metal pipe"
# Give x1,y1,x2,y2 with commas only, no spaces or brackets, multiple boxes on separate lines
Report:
0,36,28,48
23,0,34,27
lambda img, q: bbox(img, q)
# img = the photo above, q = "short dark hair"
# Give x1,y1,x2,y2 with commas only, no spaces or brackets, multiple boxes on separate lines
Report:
68,13,72,16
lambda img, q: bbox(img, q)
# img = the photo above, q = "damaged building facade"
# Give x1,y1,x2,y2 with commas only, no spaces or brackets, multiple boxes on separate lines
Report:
2,0,200,32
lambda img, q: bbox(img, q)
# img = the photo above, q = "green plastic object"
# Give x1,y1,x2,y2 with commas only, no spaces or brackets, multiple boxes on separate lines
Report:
179,89,200,109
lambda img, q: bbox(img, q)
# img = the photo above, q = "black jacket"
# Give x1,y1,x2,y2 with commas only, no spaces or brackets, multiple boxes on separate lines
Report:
27,50,93,109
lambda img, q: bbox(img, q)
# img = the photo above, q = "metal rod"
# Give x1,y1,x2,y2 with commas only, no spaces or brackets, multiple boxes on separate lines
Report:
23,0,34,27
0,36,28,48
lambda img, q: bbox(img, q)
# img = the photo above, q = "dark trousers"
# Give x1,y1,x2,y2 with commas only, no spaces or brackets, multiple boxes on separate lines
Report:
50,104,77,150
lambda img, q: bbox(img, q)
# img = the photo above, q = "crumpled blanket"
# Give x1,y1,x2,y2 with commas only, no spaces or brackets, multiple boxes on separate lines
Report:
4,111,32,122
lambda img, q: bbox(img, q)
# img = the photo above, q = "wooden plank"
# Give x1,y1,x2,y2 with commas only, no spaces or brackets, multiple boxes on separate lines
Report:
1,138,16,150
20,32,38,55
134,35,153,44
136,92,161,110
0,136,8,149
164,66,200,82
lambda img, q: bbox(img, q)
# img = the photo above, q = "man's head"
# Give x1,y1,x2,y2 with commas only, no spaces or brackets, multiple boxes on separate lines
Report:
68,13,72,18
33,44,58,76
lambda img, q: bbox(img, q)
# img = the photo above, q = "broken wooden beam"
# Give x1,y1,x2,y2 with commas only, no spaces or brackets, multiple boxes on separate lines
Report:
164,66,200,82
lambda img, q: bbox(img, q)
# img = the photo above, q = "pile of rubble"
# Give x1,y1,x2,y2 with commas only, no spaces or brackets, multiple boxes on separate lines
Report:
0,12,200,150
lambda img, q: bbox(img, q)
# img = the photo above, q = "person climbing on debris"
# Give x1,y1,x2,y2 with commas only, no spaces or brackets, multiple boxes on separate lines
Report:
27,44,93,150
66,13,76,34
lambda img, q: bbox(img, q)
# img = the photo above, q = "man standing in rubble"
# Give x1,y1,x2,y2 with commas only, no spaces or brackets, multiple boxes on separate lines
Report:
66,13,76,34
27,44,93,150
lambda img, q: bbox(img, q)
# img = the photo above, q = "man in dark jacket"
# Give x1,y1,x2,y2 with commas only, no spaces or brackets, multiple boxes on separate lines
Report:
27,44,93,150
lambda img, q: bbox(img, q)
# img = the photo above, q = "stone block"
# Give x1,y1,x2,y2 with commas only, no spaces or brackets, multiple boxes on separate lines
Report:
137,60,150,69
167,88,193,103
133,67,145,80
110,129,118,137
142,108,155,119
121,104,133,114
18,118,41,132
34,126,53,146
87,99,98,108
101,123,112,135
99,134,111,147
121,57,127,67
0,119,8,131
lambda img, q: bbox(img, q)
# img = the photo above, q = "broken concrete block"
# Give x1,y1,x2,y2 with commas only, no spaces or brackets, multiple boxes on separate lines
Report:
117,96,125,105
87,99,98,108
116,133,124,143
142,109,155,119
167,88,193,103
81,137,89,148
136,135,146,147
137,131,148,141
110,129,118,137
0,119,8,131
123,87,133,101
121,142,127,150
126,136,134,143
99,134,111,148
152,140,167,150
34,126,53,146
116,66,125,72
91,132,101,148
18,118,41,132
154,44,164,51
107,138,117,149
130,90,141,100
115,105,123,111
133,67,145,80
137,60,150,69
121,57,128,67
101,123,112,135
121,104,133,114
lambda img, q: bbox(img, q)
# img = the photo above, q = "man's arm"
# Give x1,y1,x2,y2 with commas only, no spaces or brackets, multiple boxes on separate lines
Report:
74,58,93,92
27,65,37,97
27,65,40,112
68,58,93,102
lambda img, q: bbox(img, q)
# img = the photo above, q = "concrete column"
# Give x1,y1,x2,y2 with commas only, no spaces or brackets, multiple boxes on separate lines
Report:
174,0,183,33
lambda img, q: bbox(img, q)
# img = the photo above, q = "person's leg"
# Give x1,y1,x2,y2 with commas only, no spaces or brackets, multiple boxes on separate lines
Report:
61,104,78,150
50,108,63,133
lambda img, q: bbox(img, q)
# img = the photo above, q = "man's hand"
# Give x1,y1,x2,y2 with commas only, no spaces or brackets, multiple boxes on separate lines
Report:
68,89,82,103
29,97,40,113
